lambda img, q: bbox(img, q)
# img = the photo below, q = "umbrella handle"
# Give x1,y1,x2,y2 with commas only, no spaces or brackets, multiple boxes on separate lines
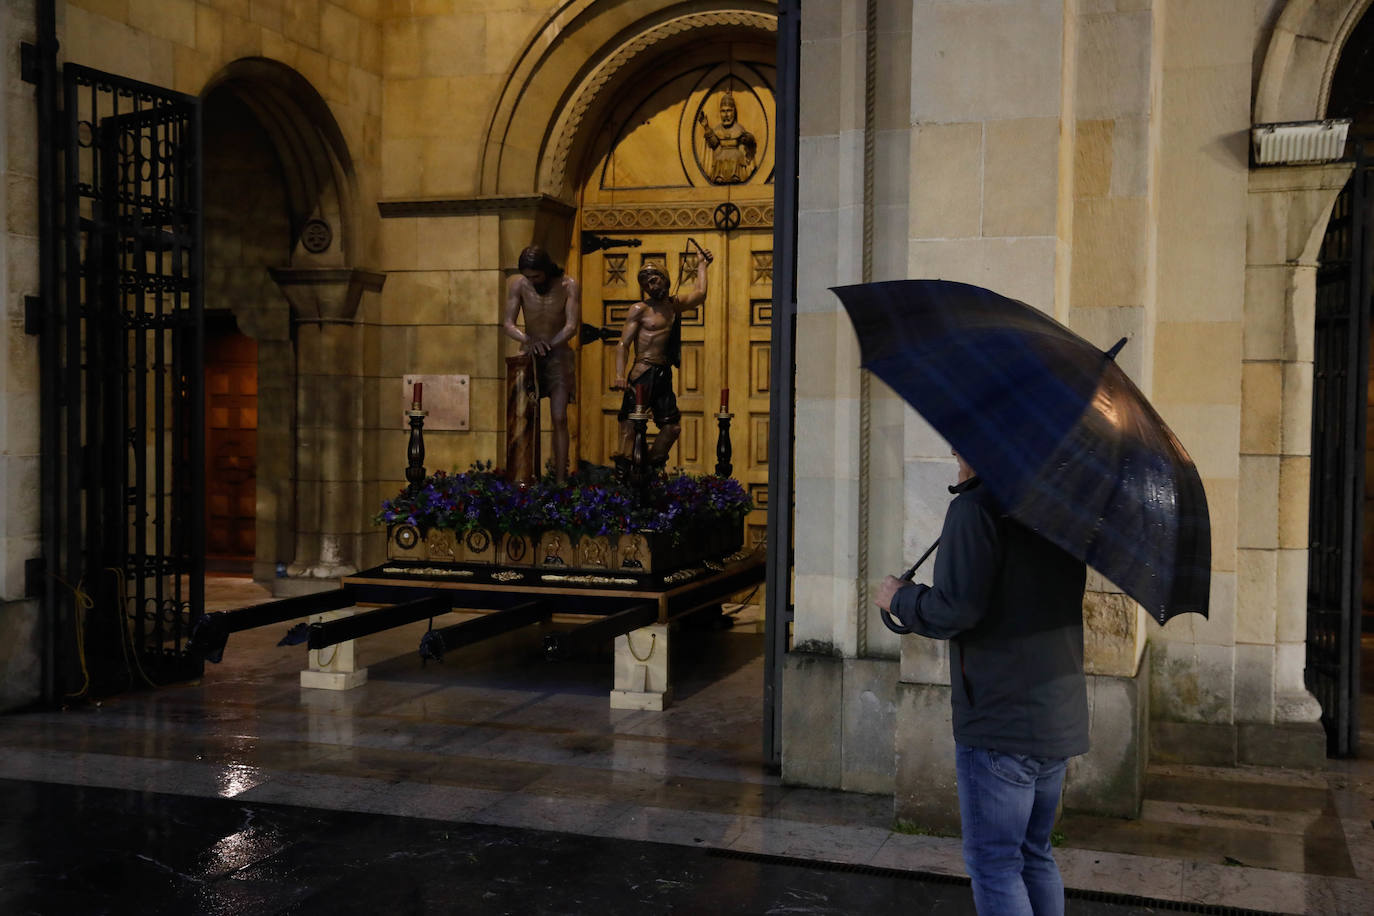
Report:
899,537,940,581
879,607,913,635
880,537,941,635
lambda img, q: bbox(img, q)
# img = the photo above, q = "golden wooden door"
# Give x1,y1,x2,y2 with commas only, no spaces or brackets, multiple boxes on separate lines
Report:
574,42,775,547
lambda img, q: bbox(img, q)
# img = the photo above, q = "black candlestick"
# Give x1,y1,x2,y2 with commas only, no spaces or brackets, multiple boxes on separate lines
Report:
715,410,734,477
405,407,428,487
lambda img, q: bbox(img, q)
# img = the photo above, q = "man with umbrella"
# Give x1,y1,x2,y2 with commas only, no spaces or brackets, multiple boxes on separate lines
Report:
836,278,1211,916
875,449,1087,916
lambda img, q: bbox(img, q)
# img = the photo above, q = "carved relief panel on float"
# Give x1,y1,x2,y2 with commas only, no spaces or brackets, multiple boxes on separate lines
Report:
577,42,775,548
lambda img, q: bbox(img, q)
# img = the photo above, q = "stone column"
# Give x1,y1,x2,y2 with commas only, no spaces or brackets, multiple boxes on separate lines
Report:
505,354,540,483
1059,0,1162,818
895,0,1071,831
269,268,385,588
1228,163,1350,767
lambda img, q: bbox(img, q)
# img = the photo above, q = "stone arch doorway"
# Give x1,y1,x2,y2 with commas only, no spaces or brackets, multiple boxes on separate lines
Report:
1251,0,1374,757
1308,2,1374,756
476,5,778,546
574,34,777,548
202,85,285,576
200,59,380,586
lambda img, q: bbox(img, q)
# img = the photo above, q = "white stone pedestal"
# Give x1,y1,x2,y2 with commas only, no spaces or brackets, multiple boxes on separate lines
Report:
610,623,671,710
299,608,368,690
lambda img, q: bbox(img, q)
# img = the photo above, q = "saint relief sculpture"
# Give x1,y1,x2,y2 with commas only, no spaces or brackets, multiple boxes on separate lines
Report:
697,89,757,184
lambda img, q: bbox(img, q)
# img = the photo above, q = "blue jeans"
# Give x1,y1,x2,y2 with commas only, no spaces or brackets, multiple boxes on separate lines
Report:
955,742,1067,916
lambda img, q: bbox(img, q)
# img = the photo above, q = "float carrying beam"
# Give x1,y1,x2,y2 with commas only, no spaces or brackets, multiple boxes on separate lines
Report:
543,601,659,661
308,593,454,650
418,600,550,662
663,563,765,618
189,588,356,662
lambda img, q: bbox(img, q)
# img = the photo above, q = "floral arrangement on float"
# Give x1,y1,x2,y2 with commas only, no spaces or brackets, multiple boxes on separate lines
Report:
376,462,752,574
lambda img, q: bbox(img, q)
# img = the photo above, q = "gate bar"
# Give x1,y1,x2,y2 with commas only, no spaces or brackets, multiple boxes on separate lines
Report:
543,602,659,660
418,600,550,662
308,593,453,650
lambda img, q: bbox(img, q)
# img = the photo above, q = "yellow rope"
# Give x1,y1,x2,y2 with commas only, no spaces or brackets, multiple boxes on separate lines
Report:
51,573,92,699
106,567,158,689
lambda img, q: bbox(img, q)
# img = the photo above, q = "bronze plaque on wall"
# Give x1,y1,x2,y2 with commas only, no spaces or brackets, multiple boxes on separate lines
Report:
403,374,470,430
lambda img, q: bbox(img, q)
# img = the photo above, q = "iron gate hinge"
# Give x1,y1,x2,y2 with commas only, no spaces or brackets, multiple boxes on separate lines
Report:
20,43,39,84
581,232,643,255
19,39,60,85
24,296,42,335
24,557,45,598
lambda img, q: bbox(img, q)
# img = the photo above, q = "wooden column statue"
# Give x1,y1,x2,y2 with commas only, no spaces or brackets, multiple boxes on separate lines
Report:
501,246,580,483
505,355,540,484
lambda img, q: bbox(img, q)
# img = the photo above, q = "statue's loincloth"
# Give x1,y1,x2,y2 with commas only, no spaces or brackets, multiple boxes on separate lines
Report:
529,347,575,402
617,363,679,426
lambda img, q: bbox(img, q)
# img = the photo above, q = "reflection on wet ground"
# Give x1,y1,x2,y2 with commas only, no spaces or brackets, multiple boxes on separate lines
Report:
2,778,1180,915
0,577,1369,915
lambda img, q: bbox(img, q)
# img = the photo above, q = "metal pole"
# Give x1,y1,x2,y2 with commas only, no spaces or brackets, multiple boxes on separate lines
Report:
763,0,801,769
31,0,60,704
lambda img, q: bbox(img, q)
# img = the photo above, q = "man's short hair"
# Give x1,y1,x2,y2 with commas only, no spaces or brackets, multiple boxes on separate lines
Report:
518,245,563,278
637,264,669,288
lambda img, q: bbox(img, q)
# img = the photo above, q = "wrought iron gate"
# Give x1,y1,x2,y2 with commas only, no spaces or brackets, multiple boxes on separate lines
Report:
1307,152,1368,758
44,65,204,695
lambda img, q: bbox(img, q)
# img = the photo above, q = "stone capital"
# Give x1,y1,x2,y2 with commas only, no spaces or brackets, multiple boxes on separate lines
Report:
268,267,386,324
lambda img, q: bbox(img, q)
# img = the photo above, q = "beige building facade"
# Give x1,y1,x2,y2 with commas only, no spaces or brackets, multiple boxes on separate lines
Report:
0,0,1370,826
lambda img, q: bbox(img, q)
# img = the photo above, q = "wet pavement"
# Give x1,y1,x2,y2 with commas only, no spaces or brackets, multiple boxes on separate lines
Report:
0,576,1370,915
0,778,1177,915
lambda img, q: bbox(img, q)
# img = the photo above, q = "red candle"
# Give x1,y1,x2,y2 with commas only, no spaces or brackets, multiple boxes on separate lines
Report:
412,381,423,408
720,387,729,411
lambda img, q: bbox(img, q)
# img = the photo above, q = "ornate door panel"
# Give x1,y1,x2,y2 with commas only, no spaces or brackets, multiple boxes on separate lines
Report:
206,332,257,563
728,235,773,549
576,43,775,544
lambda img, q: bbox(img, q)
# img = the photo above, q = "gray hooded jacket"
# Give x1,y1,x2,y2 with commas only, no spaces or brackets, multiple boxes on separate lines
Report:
890,477,1089,759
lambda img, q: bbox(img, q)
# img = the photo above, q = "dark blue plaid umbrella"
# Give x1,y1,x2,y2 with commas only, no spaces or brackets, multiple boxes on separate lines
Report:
832,279,1209,624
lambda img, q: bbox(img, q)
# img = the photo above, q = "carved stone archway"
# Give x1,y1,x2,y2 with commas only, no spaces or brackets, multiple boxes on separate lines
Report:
1254,0,1374,123
480,2,777,200
474,2,779,327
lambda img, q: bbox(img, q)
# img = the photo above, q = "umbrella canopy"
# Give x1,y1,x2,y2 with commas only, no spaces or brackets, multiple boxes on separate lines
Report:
832,279,1209,624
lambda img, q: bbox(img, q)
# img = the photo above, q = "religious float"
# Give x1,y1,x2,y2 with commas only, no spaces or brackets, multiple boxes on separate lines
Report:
378,463,751,581
189,374,764,711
